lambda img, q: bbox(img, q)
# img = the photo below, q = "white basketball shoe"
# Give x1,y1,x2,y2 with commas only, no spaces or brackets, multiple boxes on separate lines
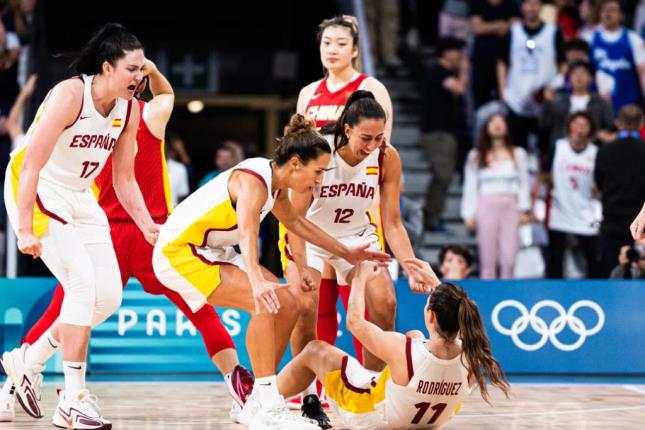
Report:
0,391,15,422
249,396,319,430
52,390,111,430
0,344,44,418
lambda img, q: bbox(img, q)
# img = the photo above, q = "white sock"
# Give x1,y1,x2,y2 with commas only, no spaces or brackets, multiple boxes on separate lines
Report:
252,375,280,409
303,380,318,397
0,378,13,398
224,372,232,387
63,361,86,394
25,329,59,367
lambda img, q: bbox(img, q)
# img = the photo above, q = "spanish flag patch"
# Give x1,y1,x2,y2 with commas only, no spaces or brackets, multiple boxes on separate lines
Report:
112,118,122,128
365,166,378,176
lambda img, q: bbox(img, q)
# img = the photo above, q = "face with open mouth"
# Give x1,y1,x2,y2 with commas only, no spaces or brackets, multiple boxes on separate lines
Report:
343,118,386,162
108,49,145,100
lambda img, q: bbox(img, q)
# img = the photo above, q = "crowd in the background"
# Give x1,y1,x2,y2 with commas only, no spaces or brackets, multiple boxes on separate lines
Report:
422,0,645,280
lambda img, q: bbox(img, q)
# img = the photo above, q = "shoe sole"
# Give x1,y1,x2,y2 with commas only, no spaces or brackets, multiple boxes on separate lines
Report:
53,423,112,430
0,357,43,419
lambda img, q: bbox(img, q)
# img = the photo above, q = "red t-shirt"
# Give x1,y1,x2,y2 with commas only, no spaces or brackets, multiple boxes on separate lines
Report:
93,99,172,221
304,73,368,128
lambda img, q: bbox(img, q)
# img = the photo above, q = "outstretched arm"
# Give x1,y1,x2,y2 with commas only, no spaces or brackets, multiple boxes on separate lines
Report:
346,262,411,385
7,74,36,142
272,192,391,266
112,102,158,244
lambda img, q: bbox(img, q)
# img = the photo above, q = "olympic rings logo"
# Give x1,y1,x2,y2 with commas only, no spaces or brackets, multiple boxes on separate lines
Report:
491,300,605,351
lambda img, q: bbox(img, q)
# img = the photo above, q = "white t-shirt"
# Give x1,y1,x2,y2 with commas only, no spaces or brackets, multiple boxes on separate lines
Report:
570,94,591,112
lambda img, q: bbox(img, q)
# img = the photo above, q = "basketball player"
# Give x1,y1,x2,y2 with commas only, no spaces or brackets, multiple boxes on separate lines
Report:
277,259,511,430
280,15,394,379
152,114,390,429
0,59,253,423
286,91,441,427
1,23,156,428
631,202,645,239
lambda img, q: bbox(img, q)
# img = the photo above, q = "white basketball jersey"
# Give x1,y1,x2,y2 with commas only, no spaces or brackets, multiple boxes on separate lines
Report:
12,74,131,191
549,139,599,235
160,158,277,249
378,339,470,429
307,140,383,238
505,22,558,116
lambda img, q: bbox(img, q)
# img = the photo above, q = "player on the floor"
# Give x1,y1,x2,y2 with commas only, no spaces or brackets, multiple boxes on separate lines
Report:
277,260,511,430
152,113,391,430
1,23,156,429
286,90,441,425
280,15,394,374
0,59,253,424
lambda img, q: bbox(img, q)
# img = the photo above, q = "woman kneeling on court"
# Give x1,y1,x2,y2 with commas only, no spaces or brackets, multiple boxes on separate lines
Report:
277,260,511,430
152,114,390,430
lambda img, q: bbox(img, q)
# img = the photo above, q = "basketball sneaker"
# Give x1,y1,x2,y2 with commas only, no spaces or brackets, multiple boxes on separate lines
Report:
233,394,260,425
301,394,332,429
0,344,44,418
52,389,111,430
227,364,254,408
249,396,320,430
0,391,15,422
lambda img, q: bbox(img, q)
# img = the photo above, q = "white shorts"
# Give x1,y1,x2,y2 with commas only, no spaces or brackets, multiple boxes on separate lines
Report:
4,169,110,245
153,234,246,312
306,227,381,284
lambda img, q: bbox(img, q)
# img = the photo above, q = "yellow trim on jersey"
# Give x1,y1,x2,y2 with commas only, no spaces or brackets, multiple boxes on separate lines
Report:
160,139,174,214
161,198,237,298
9,147,50,238
90,182,100,199
278,222,290,275
323,365,390,415
367,208,385,251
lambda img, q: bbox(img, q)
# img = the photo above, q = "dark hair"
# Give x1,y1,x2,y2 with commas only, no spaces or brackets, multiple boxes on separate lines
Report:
427,283,510,404
476,113,514,168
599,0,622,12
439,245,473,268
617,104,644,131
437,37,465,57
568,60,593,76
567,111,595,137
317,15,361,71
564,38,590,54
69,23,143,76
332,90,386,152
273,114,331,166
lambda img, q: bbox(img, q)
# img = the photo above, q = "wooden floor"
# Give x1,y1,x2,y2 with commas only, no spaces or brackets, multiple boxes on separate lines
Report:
1,382,644,429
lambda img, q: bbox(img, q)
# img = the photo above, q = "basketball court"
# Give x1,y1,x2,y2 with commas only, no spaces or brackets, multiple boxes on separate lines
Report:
2,379,643,429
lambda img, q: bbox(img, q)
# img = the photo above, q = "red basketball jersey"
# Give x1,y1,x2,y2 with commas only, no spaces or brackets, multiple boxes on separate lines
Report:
305,73,368,128
93,99,173,221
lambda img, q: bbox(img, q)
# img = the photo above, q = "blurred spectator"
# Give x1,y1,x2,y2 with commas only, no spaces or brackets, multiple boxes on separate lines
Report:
554,0,581,39
164,141,190,207
538,112,601,278
584,0,645,112
636,0,645,39
541,61,614,147
609,239,645,279
546,38,590,95
461,113,531,279
498,0,563,151
166,132,195,187
578,0,601,40
469,0,520,109
363,0,403,68
198,141,244,187
438,245,473,279
420,36,467,231
400,174,423,248
595,104,645,276
14,0,35,86
439,0,470,41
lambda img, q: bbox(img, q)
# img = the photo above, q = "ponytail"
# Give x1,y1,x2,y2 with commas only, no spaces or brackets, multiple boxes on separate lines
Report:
428,284,510,404
331,90,386,152
458,292,510,404
69,23,142,76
